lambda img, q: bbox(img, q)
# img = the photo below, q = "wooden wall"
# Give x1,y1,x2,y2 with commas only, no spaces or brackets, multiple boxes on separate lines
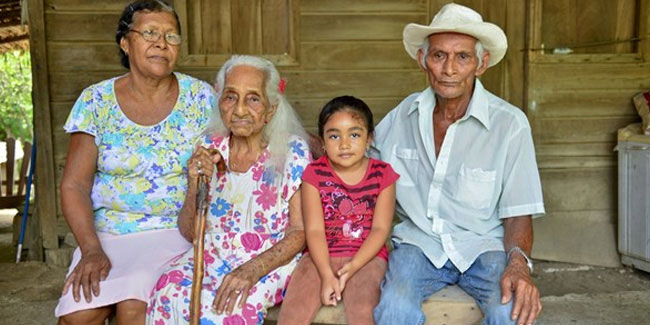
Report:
29,0,650,267
528,0,649,267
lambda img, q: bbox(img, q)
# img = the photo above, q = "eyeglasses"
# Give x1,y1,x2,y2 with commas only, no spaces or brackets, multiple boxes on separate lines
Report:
129,29,182,46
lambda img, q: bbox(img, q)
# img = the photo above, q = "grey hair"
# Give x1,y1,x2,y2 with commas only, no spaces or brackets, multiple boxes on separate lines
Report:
419,37,486,68
206,55,308,174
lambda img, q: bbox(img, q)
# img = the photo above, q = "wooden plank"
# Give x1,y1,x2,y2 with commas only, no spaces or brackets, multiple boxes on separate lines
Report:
47,42,123,71
535,143,617,158
31,40,438,73
291,97,404,128
48,71,117,102
186,0,204,54
300,13,427,41
201,0,231,54
302,0,427,13
231,0,262,54
533,209,620,267
540,167,616,212
530,53,643,64
532,116,639,144
537,156,616,169
299,41,414,70
613,0,636,53
540,0,636,54
529,89,639,118
28,0,58,252
540,0,576,52
45,12,119,41
504,0,526,109
529,62,650,90
641,0,650,61
49,70,427,102
261,0,289,54
45,0,128,11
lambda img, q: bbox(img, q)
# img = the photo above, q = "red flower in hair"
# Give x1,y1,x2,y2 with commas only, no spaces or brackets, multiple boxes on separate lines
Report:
278,78,286,94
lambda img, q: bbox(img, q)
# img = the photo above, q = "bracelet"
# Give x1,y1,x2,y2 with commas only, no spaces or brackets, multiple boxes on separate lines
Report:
507,246,534,273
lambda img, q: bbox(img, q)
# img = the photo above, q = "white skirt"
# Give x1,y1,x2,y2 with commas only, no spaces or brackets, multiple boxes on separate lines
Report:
55,228,191,317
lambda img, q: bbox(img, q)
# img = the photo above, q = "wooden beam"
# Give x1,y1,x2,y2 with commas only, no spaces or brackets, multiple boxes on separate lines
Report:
28,0,58,253
641,0,650,61
0,33,29,44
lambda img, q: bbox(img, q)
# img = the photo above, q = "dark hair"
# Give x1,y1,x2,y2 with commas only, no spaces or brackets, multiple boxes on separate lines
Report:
318,95,374,138
115,0,180,69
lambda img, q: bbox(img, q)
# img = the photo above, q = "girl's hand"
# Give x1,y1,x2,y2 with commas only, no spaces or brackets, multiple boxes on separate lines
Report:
336,261,359,292
320,273,342,306
187,147,222,188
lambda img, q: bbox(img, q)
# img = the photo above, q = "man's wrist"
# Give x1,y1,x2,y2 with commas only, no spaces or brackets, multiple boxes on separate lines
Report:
507,246,534,273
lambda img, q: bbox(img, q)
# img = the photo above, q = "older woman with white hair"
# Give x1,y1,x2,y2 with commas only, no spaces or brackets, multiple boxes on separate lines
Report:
147,55,310,324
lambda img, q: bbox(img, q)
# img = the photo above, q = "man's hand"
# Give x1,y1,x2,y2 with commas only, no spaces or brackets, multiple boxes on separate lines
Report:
500,255,541,325
62,247,112,303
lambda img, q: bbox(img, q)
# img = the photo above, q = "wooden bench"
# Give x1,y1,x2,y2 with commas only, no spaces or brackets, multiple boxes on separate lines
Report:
265,285,482,324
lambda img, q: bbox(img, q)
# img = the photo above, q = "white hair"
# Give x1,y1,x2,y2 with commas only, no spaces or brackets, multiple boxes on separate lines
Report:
419,36,486,68
205,55,308,174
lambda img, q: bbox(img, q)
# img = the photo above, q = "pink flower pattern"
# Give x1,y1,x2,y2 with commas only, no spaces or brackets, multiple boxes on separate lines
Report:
147,135,310,324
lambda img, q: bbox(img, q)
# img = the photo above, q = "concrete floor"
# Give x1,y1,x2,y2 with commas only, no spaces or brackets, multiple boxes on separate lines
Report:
1,209,650,324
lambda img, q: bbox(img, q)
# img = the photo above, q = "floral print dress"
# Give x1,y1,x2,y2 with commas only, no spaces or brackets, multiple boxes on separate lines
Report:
147,134,311,325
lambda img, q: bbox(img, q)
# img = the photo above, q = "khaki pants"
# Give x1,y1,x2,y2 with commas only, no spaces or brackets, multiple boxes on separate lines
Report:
278,254,387,325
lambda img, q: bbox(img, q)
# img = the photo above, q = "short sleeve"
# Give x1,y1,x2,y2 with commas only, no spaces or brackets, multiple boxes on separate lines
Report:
301,162,319,188
498,126,545,219
282,136,312,201
63,87,98,137
377,160,400,192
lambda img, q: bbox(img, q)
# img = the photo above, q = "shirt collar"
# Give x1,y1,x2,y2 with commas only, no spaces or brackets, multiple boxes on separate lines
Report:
408,79,491,130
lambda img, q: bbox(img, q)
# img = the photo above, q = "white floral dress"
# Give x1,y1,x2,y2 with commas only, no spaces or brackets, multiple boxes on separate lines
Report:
147,134,311,325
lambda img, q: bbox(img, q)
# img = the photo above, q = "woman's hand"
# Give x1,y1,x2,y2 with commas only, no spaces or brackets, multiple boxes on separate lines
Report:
320,272,342,306
212,260,264,315
187,147,222,188
61,247,112,303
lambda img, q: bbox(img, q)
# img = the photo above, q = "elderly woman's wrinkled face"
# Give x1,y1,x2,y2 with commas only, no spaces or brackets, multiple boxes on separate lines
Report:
219,65,275,138
120,11,180,79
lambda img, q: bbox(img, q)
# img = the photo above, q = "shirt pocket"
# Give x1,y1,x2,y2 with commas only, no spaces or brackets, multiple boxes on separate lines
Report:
455,164,496,211
390,146,419,187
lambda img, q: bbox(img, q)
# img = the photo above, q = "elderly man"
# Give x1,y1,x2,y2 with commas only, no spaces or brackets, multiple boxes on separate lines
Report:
371,3,545,325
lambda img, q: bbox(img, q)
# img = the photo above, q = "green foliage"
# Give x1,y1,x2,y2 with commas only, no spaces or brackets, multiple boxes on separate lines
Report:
0,50,33,142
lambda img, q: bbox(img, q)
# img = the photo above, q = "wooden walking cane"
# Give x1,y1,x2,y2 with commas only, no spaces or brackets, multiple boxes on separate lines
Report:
190,174,209,325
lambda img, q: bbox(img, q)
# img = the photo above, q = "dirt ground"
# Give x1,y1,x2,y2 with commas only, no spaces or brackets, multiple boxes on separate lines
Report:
2,210,650,324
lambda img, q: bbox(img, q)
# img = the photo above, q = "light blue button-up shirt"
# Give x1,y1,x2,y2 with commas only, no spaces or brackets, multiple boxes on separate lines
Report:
370,79,545,272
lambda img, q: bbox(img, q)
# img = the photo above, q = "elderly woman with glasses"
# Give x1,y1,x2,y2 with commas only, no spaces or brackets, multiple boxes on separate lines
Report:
55,1,215,324
147,55,311,324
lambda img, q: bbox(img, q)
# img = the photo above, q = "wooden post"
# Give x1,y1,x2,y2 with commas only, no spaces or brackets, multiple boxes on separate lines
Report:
28,0,59,255
641,0,650,61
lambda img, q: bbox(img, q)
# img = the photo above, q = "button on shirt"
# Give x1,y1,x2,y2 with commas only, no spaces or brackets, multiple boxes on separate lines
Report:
370,79,545,272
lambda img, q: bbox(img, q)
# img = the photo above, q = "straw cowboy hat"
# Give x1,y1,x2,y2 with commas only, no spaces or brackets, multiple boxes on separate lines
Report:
403,3,508,67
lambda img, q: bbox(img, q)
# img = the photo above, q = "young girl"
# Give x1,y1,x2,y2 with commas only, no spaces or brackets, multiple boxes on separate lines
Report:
278,96,399,324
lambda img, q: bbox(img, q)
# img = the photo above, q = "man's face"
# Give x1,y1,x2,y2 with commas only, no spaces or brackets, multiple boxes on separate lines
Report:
418,32,489,101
